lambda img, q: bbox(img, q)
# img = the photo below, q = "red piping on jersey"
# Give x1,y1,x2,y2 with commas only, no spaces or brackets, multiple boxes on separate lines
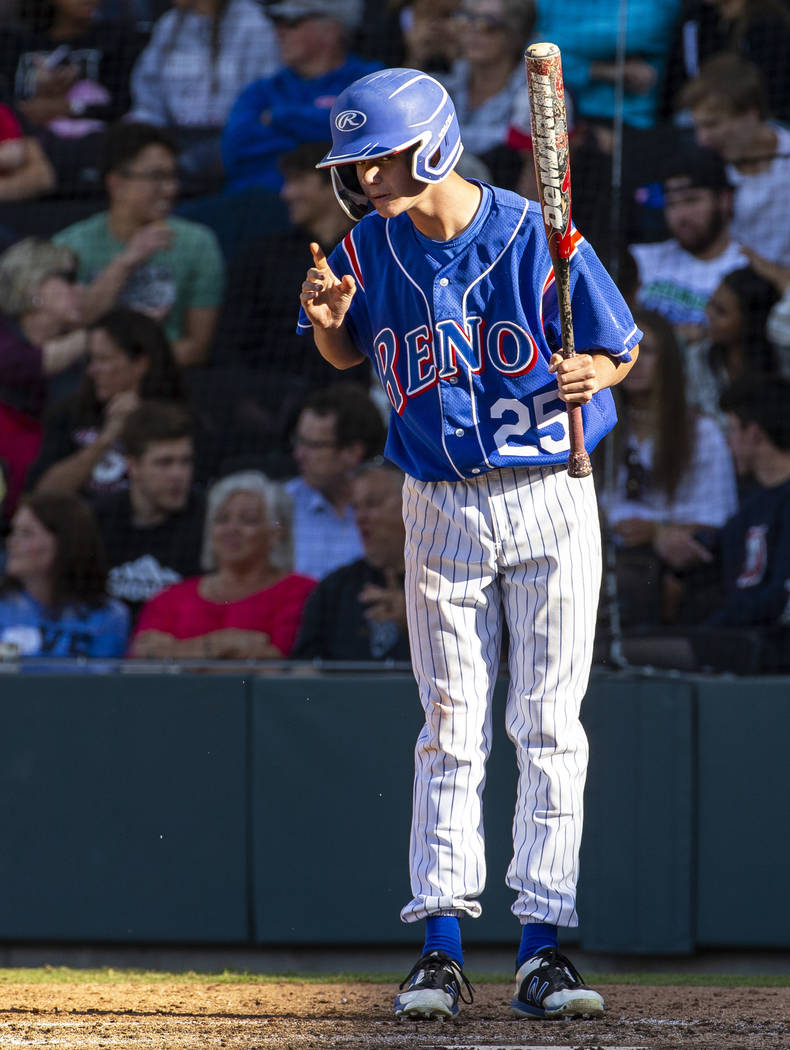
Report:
342,231,365,291
539,228,584,334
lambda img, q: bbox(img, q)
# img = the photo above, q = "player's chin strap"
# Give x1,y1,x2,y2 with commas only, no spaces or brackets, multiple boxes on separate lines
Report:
331,166,372,221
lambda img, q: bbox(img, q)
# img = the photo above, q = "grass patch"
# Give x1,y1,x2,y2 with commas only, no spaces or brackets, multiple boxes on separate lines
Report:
0,968,788,988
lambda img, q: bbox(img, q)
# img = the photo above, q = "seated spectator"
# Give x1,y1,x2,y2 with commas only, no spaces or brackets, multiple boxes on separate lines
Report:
713,376,790,630
211,142,368,469
630,147,747,345
743,249,790,379
687,265,781,423
127,0,279,192
217,141,352,377
286,384,387,580
679,54,790,266
0,238,87,520
292,458,410,662
0,0,140,130
395,0,460,75
620,375,790,674
596,308,737,636
27,306,185,500
130,470,315,659
437,0,537,188
664,0,790,125
0,490,129,657
93,400,204,622
53,121,224,367
530,0,682,133
221,0,381,194
0,102,56,200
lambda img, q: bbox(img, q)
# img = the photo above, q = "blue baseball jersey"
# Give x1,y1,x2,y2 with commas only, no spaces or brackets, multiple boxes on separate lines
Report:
298,183,641,483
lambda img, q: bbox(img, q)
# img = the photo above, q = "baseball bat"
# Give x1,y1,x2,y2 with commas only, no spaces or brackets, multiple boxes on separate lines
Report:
525,42,592,478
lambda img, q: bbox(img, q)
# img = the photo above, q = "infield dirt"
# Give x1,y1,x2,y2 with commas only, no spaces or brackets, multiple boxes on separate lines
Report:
0,979,787,1049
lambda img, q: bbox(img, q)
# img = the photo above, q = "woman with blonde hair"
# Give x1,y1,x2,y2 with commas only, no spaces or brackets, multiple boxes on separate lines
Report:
0,237,87,520
130,470,316,660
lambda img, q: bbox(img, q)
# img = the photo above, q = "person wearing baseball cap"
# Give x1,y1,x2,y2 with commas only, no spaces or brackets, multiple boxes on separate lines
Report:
266,0,362,32
630,145,748,344
221,0,380,194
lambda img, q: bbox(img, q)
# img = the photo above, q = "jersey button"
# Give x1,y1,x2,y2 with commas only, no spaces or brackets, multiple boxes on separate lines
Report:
439,277,449,286
455,428,464,437
449,377,458,384
472,468,481,474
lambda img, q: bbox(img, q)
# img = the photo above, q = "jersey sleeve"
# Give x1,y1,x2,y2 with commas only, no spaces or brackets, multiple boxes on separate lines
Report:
538,234,640,361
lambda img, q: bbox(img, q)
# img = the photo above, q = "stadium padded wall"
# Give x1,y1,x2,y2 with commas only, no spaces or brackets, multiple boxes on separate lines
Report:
0,670,787,953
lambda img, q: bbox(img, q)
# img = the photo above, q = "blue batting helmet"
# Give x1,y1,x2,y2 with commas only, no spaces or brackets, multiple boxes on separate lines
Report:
318,68,463,220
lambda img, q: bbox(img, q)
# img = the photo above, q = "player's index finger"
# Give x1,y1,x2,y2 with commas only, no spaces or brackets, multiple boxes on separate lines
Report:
310,241,330,270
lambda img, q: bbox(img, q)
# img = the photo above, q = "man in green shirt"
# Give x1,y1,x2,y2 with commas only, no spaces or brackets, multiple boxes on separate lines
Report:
54,122,224,367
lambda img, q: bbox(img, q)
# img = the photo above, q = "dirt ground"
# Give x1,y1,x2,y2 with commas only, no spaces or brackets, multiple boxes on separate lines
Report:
0,979,788,1050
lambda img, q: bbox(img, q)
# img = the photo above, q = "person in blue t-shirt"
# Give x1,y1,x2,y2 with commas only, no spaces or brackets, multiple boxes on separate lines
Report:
0,491,129,658
221,0,381,194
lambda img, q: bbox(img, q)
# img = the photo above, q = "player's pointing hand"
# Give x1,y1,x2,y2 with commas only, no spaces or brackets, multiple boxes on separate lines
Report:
301,242,357,330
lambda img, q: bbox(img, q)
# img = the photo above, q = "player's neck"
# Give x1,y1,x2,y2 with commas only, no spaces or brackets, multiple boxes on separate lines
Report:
407,175,483,242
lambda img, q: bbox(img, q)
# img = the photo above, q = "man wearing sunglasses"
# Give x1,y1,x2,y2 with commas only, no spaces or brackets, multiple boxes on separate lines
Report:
221,0,381,195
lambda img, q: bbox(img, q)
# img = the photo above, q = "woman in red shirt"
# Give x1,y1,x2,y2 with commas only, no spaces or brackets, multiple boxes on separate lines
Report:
130,470,315,660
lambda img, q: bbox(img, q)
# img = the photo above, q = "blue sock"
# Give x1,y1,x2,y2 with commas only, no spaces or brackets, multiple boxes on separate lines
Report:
517,922,558,968
423,915,463,966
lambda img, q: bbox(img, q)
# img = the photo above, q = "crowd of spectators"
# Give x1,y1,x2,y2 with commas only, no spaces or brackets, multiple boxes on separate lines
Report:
0,0,788,673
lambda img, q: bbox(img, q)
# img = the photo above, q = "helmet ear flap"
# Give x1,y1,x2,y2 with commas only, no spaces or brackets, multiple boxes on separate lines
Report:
330,166,371,222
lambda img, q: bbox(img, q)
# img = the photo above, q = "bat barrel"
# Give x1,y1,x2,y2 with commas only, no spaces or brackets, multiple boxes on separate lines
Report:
526,41,592,479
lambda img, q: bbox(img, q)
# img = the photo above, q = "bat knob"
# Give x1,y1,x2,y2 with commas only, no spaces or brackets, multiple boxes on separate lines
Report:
567,450,593,478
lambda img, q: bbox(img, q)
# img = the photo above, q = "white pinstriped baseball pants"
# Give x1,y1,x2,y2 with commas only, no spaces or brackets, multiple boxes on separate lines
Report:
400,465,601,928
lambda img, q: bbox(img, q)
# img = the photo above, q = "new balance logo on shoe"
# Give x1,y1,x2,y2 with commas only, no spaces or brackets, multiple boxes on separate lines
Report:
510,947,605,1020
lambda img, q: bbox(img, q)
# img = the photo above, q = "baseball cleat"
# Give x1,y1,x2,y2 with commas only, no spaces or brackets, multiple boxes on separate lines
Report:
510,946,605,1020
394,949,473,1020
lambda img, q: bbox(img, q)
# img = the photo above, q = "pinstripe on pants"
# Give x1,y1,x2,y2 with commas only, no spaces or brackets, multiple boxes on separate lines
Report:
400,464,601,927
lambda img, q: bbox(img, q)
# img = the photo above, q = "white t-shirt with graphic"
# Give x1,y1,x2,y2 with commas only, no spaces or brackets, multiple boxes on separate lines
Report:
631,238,747,326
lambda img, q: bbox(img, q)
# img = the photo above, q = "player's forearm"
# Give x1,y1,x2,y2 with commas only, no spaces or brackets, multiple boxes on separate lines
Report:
593,346,639,390
312,324,365,370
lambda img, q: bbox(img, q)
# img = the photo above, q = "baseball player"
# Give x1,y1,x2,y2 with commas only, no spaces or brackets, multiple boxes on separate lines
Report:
298,68,641,1021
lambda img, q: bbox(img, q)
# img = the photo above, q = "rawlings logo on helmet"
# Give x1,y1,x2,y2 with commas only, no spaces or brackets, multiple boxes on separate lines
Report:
335,109,367,132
